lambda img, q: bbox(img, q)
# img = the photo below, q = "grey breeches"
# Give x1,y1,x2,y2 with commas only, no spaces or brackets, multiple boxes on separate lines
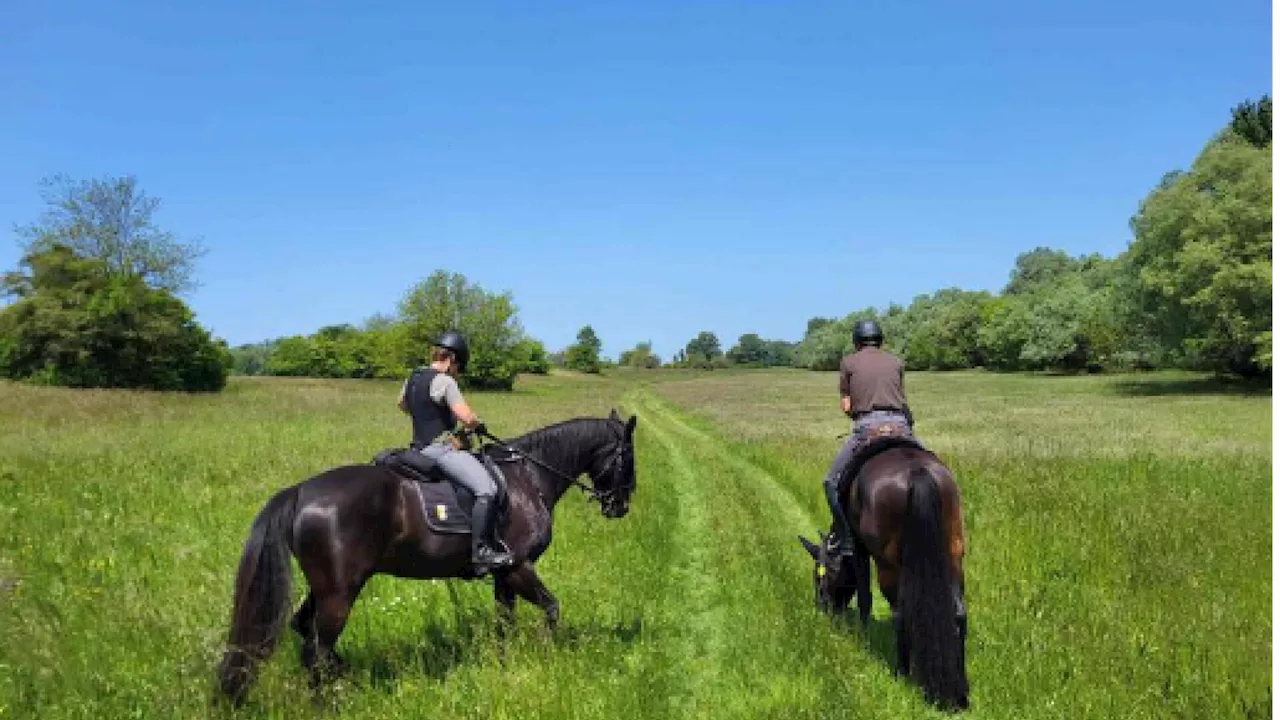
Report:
419,443,497,497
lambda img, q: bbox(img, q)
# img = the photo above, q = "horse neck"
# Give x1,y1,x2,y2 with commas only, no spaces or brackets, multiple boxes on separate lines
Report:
510,419,613,508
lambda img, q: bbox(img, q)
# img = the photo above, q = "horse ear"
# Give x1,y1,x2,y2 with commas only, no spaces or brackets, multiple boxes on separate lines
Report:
799,536,820,560
609,408,621,422
625,415,637,436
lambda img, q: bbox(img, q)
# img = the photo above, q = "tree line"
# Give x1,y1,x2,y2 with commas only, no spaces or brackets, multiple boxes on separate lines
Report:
2,95,1269,392
227,271,551,390
566,96,1273,379
790,97,1271,377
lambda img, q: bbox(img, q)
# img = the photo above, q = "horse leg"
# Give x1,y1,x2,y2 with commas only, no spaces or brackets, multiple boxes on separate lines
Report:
291,592,316,638
307,580,367,687
876,562,909,676
504,563,560,633
493,572,518,640
292,591,318,671
854,541,873,628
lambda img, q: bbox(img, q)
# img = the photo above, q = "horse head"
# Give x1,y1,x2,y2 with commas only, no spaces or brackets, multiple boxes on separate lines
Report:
596,409,638,518
799,533,855,614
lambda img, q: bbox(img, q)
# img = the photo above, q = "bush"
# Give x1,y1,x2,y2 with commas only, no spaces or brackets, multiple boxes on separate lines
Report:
0,245,228,391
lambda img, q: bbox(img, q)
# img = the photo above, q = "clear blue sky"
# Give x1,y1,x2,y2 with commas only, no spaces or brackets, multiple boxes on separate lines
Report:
1,1,1271,361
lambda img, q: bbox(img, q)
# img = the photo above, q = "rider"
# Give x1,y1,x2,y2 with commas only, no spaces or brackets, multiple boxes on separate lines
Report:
823,319,915,556
398,331,513,573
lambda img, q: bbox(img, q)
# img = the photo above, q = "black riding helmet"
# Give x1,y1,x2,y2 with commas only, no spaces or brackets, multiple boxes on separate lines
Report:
435,331,471,372
852,319,884,346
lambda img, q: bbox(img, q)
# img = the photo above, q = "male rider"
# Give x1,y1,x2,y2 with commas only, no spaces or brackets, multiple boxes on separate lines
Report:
822,319,915,556
398,331,513,573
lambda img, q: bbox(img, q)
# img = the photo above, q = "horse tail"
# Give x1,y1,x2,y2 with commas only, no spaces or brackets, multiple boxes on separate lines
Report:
217,485,299,705
901,464,969,710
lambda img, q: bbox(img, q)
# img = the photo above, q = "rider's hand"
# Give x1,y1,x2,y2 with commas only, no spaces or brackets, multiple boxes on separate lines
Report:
473,420,489,438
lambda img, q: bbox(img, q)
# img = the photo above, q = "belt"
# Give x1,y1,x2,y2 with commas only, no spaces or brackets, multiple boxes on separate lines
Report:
853,407,904,419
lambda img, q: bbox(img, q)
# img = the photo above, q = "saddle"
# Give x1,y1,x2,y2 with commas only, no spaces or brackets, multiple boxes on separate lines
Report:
836,424,932,501
371,447,511,535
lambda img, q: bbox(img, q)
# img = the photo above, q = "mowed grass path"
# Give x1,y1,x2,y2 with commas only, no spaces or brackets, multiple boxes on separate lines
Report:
0,369,1270,718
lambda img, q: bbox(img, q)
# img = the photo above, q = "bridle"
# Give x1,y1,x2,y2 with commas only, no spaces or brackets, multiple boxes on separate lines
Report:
477,427,632,505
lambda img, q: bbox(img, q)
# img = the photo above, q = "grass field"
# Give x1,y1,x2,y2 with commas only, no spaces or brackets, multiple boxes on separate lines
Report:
0,369,1270,719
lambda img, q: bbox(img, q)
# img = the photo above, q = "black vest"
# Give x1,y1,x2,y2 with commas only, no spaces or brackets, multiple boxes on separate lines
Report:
406,368,458,449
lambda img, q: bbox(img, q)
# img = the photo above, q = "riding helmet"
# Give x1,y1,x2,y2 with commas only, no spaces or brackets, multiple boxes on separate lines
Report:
435,331,471,372
852,319,884,346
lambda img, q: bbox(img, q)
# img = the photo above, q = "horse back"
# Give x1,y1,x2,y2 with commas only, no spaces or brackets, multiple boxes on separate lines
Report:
851,447,963,564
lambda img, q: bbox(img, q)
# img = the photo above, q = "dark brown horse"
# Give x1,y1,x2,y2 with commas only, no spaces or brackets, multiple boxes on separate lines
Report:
217,411,638,704
800,441,969,711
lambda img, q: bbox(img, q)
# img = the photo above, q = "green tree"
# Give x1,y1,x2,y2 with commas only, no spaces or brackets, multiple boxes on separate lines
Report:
229,340,279,376
726,333,767,366
0,245,227,391
792,315,856,370
1004,248,1081,296
726,334,794,367
397,270,526,389
684,331,722,361
15,175,206,294
564,326,603,373
619,340,661,369
1126,127,1272,375
512,338,551,375
1230,95,1271,149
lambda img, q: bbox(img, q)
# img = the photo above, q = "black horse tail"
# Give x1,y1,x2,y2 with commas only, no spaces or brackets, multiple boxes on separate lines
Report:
901,465,969,711
216,485,299,705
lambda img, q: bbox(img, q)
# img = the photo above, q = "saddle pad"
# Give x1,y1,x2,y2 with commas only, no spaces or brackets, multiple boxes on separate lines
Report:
371,447,511,535
419,481,475,535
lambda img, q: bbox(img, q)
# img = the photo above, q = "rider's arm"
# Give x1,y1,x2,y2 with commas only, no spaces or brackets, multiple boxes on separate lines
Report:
440,377,482,428
450,399,482,428
397,381,409,413
839,357,854,418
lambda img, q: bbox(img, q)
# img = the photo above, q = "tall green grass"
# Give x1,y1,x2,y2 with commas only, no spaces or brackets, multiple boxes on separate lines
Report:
0,369,1270,718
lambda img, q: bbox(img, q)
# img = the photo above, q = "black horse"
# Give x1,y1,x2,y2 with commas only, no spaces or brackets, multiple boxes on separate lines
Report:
217,410,638,704
800,441,969,711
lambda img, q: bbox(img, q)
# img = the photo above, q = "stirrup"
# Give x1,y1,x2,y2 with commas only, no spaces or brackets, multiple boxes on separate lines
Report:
473,547,513,572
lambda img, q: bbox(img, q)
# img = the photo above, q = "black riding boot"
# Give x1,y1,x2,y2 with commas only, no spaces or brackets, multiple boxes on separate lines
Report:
470,497,513,572
824,481,856,556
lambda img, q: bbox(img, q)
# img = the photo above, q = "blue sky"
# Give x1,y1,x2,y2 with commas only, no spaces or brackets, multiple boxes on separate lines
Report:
1,1,1271,361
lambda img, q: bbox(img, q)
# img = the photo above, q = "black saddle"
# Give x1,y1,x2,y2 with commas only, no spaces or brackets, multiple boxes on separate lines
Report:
372,447,511,535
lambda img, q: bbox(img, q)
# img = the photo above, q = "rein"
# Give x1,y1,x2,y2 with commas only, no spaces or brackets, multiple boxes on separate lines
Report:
476,428,628,502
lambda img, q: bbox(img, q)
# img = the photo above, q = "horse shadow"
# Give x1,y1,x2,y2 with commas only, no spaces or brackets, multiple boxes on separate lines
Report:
342,618,477,690
548,615,648,649
834,612,899,673
312,613,650,693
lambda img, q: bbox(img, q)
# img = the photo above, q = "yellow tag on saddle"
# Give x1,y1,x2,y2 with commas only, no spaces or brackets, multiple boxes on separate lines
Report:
435,504,449,521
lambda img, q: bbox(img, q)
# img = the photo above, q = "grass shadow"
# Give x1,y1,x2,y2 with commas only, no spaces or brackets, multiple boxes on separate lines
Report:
333,615,484,693
833,612,900,674
549,615,649,649
1109,376,1271,398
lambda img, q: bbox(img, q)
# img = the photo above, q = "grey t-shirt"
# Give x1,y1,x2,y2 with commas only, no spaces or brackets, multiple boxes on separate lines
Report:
428,372,464,407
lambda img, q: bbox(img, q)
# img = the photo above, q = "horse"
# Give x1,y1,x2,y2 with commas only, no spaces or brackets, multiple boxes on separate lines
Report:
799,440,969,711
216,410,638,705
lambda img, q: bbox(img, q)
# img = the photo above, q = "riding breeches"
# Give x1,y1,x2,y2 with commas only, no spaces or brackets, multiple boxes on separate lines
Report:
419,443,497,498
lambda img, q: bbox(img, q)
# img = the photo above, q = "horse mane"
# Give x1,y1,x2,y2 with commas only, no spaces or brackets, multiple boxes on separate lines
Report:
492,417,622,470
